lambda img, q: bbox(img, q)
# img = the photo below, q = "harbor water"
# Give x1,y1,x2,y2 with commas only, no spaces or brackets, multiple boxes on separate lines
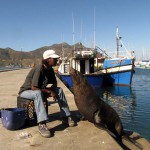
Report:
0,67,19,72
0,66,29,72
96,68,150,141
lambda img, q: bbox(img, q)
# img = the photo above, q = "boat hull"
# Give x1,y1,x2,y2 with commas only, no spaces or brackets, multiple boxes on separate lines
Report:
57,74,104,89
103,71,133,86
102,59,134,86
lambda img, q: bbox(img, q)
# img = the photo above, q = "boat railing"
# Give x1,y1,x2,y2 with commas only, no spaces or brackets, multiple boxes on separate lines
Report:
73,50,95,58
96,46,135,59
105,50,135,59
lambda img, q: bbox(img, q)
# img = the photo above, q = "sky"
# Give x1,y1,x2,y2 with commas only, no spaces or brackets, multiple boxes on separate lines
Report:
0,0,150,59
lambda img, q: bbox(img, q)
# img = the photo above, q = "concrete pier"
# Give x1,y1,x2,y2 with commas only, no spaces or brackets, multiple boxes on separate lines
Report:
0,69,149,150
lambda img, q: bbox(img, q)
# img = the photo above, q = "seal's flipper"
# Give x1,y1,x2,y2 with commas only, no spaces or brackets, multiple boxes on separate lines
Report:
80,115,87,121
93,110,117,138
122,135,143,150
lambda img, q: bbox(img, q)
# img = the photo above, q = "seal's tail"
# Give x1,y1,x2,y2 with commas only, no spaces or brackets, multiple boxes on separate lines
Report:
122,135,143,150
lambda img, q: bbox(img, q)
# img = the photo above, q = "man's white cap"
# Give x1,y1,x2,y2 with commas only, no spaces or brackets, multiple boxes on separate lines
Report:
43,50,60,59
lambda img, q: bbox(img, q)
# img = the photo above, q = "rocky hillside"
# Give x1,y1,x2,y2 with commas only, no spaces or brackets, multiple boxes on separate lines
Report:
0,42,89,67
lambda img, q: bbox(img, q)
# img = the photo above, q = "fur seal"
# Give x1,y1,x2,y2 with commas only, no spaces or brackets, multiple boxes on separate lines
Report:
70,67,143,150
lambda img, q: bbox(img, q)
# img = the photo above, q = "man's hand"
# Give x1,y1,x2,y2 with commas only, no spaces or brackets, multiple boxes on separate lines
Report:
50,91,57,101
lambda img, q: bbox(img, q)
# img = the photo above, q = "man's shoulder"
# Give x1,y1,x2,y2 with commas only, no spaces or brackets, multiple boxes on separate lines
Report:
27,64,43,75
33,64,43,71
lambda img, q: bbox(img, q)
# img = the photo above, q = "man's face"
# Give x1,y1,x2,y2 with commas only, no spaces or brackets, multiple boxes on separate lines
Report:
47,58,58,66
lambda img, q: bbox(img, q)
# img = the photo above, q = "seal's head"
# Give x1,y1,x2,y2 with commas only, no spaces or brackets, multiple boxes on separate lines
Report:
70,67,87,86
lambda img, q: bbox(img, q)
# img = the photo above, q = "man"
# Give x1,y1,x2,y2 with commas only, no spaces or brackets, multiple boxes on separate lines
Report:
19,50,75,138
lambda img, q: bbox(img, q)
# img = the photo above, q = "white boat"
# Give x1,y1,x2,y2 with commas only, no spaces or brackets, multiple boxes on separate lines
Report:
57,44,104,89
135,60,150,69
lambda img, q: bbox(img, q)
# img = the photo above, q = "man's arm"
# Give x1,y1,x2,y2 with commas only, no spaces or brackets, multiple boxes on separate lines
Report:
31,86,57,100
31,86,49,93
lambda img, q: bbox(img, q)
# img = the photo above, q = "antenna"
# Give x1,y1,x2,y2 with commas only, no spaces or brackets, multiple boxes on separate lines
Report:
116,27,119,57
93,7,96,49
72,13,75,50
61,34,64,61
80,20,82,42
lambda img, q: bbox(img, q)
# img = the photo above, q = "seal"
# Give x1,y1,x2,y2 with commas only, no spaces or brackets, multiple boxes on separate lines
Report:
70,67,143,150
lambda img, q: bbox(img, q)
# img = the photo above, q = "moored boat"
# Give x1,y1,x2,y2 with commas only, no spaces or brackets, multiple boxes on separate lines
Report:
57,45,104,90
135,60,150,69
96,28,135,86
102,58,134,86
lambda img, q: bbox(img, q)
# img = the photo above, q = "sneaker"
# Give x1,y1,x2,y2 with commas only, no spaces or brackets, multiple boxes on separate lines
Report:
62,116,76,127
38,124,51,138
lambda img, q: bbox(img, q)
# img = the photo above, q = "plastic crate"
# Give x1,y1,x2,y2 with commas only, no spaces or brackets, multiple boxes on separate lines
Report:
17,96,48,126
17,97,37,126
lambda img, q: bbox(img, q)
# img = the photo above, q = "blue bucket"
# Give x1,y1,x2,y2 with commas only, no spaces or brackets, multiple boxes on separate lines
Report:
1,108,26,130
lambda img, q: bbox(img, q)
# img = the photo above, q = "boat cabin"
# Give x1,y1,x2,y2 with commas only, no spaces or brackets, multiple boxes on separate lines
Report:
58,50,96,74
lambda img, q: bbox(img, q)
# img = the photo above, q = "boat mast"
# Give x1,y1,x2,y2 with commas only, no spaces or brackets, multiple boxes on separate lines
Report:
116,27,119,57
93,7,96,49
72,13,75,51
62,42,64,61
80,20,82,42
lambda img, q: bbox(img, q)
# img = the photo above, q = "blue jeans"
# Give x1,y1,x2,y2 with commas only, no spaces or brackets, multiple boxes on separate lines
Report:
19,87,71,123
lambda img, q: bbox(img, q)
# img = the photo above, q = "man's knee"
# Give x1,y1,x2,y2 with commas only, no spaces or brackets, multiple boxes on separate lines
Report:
34,90,43,97
56,87,63,94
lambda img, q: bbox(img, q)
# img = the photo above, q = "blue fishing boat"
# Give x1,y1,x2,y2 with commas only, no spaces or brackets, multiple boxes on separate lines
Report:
102,58,134,86
100,28,135,86
95,28,135,86
57,45,104,89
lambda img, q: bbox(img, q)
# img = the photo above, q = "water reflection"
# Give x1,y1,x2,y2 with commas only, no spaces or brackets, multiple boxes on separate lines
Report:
95,86,137,129
96,86,136,118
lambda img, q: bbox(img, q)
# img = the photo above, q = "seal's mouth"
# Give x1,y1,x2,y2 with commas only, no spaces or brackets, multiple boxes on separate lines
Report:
70,67,82,83
70,67,80,76
70,67,78,78
69,67,75,75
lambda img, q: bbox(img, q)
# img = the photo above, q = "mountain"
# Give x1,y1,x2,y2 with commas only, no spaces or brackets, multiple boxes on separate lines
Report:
0,42,90,67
